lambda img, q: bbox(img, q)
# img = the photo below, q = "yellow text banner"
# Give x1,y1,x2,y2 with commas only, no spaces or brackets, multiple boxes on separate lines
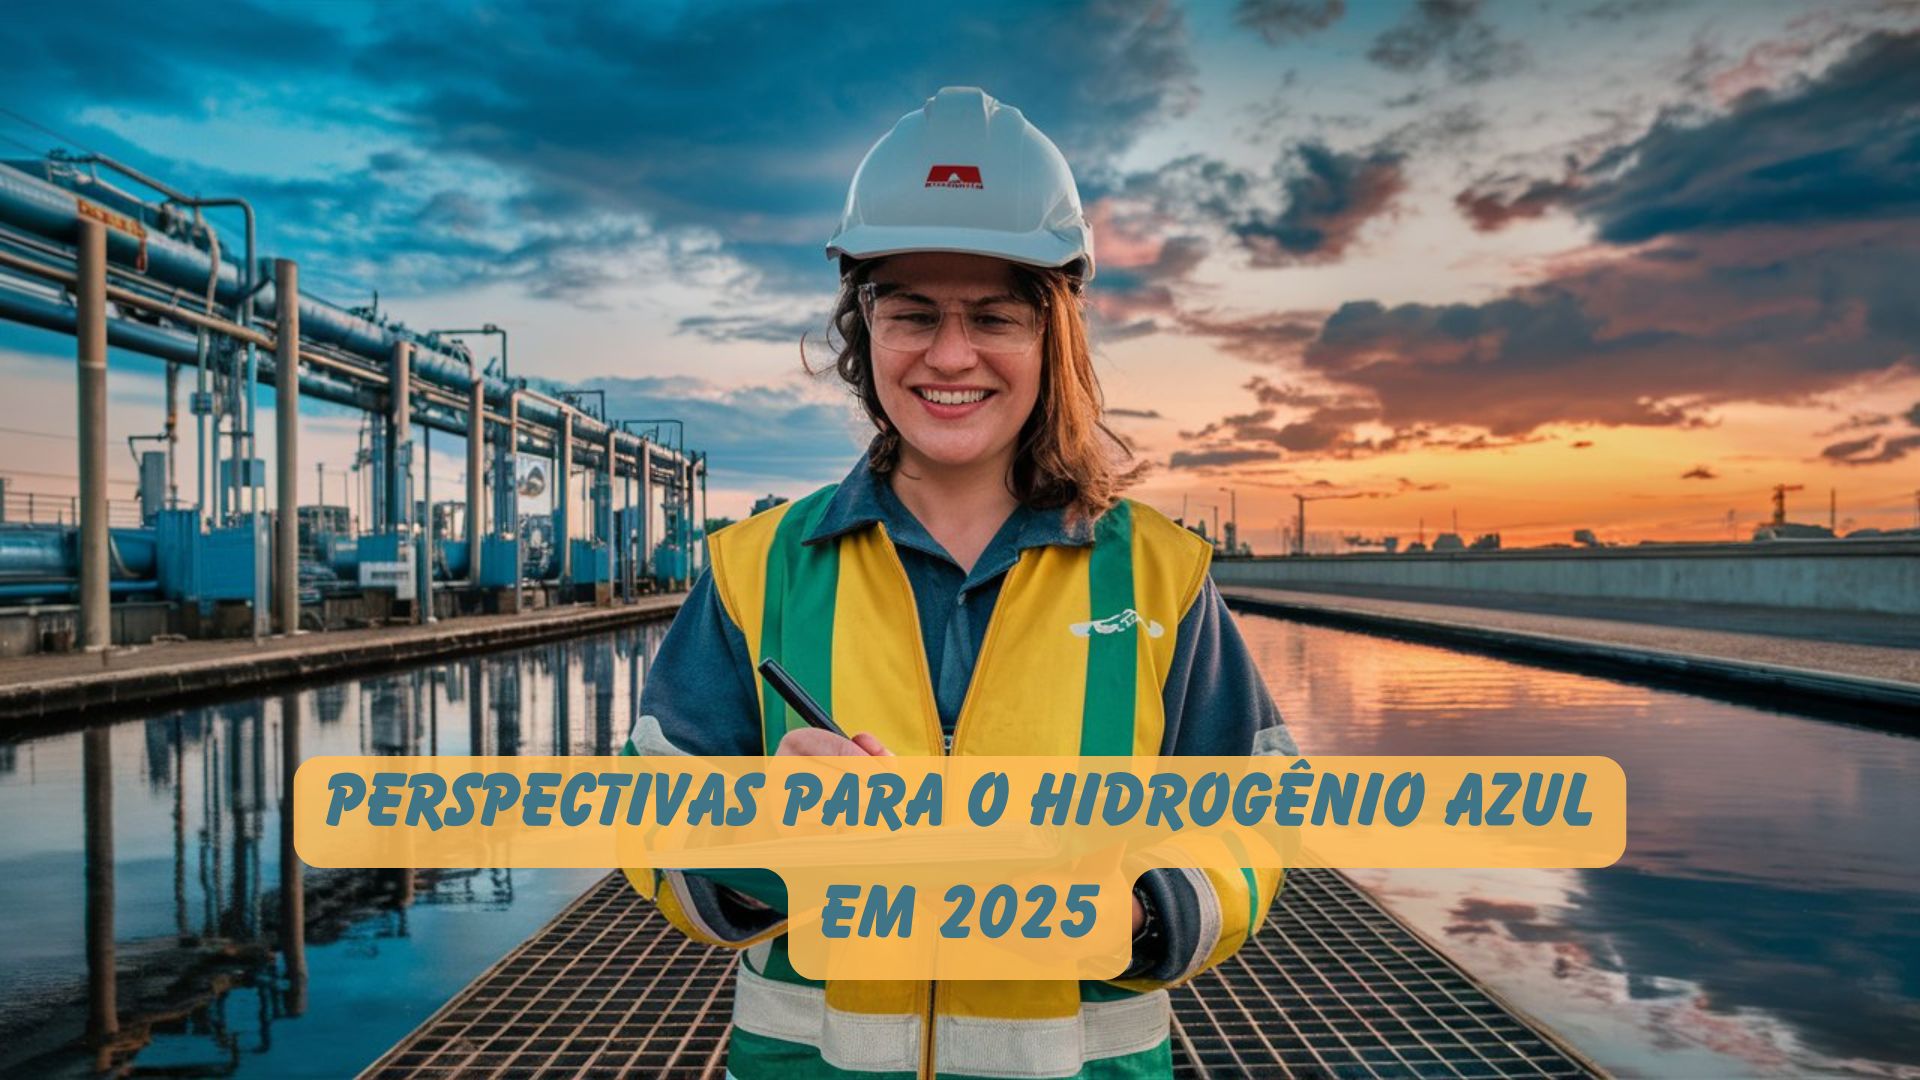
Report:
295,755,1625,979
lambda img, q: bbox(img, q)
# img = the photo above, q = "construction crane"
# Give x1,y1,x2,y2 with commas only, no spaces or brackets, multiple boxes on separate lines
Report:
1771,483,1804,526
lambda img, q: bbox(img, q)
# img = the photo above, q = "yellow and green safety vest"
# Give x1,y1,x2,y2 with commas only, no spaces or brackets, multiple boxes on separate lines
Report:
628,485,1283,1079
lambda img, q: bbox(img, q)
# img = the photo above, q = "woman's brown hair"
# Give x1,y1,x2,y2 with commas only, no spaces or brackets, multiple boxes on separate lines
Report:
810,258,1147,524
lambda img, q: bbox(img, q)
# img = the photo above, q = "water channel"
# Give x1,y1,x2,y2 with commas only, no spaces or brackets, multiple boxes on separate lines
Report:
1,613,1914,1078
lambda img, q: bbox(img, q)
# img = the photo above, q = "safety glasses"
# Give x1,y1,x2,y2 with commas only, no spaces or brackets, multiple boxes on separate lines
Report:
858,282,1046,353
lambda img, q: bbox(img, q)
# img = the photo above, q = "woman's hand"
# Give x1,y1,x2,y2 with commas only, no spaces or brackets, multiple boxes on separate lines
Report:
775,729,893,756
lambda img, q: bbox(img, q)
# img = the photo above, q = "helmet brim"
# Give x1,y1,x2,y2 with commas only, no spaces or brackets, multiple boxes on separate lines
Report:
825,224,1094,282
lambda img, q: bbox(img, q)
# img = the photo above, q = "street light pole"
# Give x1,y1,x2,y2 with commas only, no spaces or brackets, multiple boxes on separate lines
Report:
1218,486,1237,555
1190,502,1219,551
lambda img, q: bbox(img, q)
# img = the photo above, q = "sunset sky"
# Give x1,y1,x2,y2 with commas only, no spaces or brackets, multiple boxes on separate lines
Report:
3,0,1917,549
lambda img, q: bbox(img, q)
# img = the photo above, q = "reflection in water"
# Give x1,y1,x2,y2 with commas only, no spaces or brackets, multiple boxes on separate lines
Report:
1241,615,1920,1080
0,621,665,1078
11,613,1912,1077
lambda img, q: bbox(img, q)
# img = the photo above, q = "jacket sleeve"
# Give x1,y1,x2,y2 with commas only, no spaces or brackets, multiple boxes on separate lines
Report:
620,568,791,949
1115,575,1296,989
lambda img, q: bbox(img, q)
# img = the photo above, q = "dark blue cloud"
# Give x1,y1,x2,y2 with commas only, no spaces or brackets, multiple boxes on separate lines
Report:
1293,226,1920,439
1235,0,1346,44
1589,31,1920,242
1241,143,1407,263
1459,31,1920,240
1101,143,1406,267
5,1,1197,305
1159,26,1920,463
1366,0,1526,85
353,0,1195,284
0,0,349,111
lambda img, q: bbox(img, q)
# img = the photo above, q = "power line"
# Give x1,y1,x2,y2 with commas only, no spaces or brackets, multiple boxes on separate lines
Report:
0,466,138,486
0,130,47,157
0,106,101,157
0,424,76,441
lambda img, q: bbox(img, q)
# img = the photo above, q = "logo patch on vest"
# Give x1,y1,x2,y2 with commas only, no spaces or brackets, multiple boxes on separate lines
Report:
1069,609,1164,639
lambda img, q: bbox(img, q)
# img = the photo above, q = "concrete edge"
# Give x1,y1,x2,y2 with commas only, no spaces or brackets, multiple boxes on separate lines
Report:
1,600,685,724
1221,589,1920,722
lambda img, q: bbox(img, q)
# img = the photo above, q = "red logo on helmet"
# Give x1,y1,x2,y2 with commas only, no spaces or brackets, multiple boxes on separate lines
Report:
925,164,984,189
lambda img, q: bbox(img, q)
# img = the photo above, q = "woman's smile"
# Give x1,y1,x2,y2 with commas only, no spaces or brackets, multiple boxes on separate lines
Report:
911,383,997,415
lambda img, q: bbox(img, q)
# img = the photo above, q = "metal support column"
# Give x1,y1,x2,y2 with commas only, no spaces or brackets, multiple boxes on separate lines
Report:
604,427,618,600
557,410,572,586
639,439,652,587
76,217,110,649
369,414,387,531
466,365,484,585
509,390,522,610
388,341,412,531
695,453,708,579
418,429,433,624
273,260,300,634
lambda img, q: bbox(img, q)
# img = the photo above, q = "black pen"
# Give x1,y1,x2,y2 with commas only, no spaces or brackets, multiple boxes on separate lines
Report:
757,658,851,740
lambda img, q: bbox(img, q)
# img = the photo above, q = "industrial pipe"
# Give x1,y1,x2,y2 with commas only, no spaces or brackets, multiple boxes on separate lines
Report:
0,579,163,602
0,157,704,596
0,276,382,413
432,324,507,380
0,192,688,486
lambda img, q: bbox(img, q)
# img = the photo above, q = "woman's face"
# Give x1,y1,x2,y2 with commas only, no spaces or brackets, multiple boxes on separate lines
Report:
866,252,1045,474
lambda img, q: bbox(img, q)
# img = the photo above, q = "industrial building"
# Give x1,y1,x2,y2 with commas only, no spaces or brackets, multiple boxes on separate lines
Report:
0,150,706,656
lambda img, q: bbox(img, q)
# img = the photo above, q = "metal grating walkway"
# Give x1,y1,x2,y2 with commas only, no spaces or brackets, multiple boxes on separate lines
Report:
362,870,1605,1079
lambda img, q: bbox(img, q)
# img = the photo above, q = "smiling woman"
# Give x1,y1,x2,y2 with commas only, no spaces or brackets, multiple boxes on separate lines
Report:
822,250,1141,567
622,86,1293,1080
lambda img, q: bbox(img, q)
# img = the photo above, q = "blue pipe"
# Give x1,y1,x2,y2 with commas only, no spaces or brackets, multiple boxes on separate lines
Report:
0,160,689,476
0,156,702,598
0,579,160,601
0,277,383,413
0,526,158,580
0,527,68,578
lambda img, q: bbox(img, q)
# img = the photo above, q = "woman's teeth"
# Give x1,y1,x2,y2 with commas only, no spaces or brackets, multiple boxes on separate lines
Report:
917,388,989,405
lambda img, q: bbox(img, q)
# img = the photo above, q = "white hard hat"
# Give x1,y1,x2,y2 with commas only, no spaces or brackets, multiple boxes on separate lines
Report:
826,87,1095,282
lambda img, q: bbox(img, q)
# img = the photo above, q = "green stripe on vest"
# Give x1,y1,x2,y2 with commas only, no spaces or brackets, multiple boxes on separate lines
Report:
755,935,825,988
758,487,841,755
1241,867,1259,934
1080,501,1136,756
